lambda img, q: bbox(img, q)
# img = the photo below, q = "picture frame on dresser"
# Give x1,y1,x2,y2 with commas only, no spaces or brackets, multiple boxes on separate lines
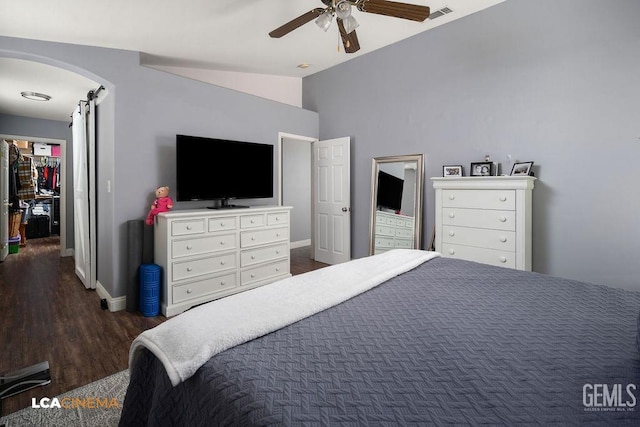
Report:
470,161,494,176
443,165,463,177
510,161,534,176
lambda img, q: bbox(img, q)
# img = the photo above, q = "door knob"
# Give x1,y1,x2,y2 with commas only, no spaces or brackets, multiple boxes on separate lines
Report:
342,207,350,212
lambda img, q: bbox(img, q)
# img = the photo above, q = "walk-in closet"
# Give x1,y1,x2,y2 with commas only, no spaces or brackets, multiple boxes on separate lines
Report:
5,139,62,254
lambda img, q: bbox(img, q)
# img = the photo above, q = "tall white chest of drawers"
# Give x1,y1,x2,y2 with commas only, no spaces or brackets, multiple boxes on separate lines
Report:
432,177,536,271
155,206,292,317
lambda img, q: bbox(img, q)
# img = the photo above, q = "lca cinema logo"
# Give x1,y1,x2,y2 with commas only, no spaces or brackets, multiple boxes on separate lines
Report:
583,384,636,412
31,396,120,409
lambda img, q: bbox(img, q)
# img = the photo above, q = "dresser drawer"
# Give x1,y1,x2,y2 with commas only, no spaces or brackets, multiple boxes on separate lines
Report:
240,214,265,229
394,238,414,249
402,218,415,228
375,224,395,237
442,208,516,231
374,236,395,249
241,226,289,248
240,243,289,267
442,225,516,252
442,190,515,210
241,259,289,286
267,211,289,226
171,219,205,236
395,228,414,239
172,252,236,281
208,216,236,232
171,234,236,259
172,272,237,304
442,243,515,269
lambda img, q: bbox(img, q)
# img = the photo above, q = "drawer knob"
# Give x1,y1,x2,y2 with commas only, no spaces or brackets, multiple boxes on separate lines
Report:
186,267,193,272
220,222,225,226
276,233,281,237
251,237,256,241
499,216,507,222
251,255,255,260
448,231,455,237
220,241,225,245
499,196,507,202
275,217,280,221
276,268,280,272
220,281,226,286
276,250,280,255
448,195,455,200
500,256,507,263
186,288,192,294
186,245,193,250
499,236,507,243
220,261,225,265
251,219,255,224
448,249,455,255
186,225,192,230
251,274,255,278
448,212,455,219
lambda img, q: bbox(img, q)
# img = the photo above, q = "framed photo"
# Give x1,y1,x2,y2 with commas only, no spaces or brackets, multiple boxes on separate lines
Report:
443,165,463,177
510,161,534,176
470,161,493,177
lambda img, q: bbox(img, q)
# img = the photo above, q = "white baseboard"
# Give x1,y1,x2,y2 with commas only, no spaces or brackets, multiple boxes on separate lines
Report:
290,239,311,249
96,281,127,312
61,248,74,257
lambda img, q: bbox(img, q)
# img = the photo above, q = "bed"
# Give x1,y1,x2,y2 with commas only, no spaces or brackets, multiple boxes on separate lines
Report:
120,250,640,425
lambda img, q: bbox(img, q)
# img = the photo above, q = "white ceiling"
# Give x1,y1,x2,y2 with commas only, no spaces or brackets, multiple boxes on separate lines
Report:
0,0,505,121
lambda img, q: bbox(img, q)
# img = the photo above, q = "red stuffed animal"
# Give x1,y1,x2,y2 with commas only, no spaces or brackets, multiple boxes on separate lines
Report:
145,186,174,225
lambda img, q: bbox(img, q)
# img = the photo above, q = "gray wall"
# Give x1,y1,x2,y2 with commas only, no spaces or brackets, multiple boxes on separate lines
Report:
0,113,74,249
1,36,319,299
282,137,311,244
303,0,640,291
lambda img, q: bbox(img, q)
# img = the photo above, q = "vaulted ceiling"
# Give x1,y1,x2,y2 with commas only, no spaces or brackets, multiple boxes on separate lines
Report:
0,0,505,121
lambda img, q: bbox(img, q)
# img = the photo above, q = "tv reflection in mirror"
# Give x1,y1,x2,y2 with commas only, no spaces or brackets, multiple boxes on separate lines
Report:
377,171,404,213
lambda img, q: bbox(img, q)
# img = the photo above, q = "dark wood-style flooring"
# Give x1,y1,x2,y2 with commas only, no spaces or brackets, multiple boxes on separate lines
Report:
0,237,327,416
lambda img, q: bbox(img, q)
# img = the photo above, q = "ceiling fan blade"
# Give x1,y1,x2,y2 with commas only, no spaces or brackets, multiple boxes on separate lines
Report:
337,19,360,54
357,0,430,22
269,8,325,38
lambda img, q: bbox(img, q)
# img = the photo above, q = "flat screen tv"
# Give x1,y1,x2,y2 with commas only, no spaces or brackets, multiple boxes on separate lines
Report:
377,170,404,212
176,134,273,207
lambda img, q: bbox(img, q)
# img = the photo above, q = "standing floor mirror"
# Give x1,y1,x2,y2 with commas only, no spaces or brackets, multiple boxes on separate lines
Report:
369,154,424,255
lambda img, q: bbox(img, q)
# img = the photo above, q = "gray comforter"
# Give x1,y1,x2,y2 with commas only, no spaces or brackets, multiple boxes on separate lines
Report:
120,257,640,425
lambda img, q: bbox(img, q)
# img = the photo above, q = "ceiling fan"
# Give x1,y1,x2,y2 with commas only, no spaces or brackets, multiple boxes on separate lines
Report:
269,0,431,54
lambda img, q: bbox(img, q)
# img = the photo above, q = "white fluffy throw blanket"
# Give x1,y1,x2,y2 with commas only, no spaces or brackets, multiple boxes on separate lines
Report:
128,249,439,386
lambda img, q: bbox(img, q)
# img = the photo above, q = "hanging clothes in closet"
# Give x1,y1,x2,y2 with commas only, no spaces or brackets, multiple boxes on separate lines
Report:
36,157,60,194
17,156,37,200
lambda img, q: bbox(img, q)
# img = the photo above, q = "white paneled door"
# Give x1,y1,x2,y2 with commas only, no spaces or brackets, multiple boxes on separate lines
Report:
1,141,8,262
313,137,351,264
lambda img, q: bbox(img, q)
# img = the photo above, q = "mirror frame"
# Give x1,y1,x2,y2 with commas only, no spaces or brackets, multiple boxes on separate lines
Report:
369,154,424,256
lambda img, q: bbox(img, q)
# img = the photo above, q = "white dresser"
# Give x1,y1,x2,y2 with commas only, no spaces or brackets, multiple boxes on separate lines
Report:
431,177,535,271
373,211,415,254
155,206,292,317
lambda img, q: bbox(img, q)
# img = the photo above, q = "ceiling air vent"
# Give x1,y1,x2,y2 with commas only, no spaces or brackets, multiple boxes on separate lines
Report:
429,7,453,20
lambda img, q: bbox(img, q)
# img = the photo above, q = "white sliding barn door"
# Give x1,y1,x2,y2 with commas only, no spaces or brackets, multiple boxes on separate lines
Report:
313,137,351,264
72,102,96,289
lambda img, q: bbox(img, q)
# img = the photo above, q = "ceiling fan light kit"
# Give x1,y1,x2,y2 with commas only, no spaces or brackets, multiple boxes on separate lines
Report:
315,10,334,32
269,0,431,54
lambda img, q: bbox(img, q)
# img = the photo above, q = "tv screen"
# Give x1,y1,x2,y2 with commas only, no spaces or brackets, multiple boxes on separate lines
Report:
377,170,404,212
176,135,274,203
